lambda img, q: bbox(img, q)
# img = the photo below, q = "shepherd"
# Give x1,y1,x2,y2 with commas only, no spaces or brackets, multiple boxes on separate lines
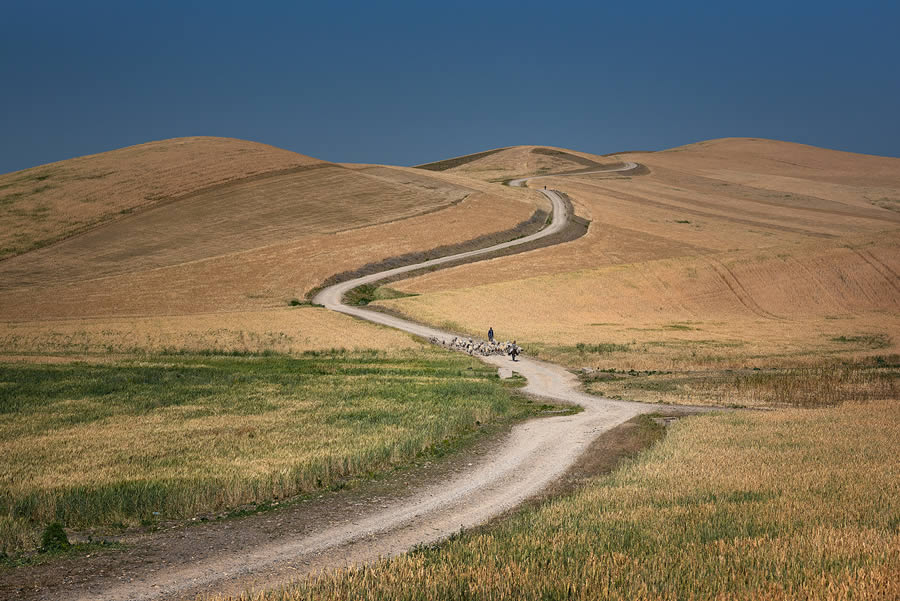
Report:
488,326,494,342
509,340,519,362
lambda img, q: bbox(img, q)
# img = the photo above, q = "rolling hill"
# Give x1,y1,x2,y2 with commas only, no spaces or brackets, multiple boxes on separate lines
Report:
0,137,546,354
379,138,900,369
0,137,322,261
0,138,545,322
3,136,897,363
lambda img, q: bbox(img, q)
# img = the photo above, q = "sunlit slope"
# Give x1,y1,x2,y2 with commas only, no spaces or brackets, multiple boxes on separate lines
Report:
382,235,899,332
0,160,474,288
0,139,544,320
397,139,900,295
382,139,900,364
416,145,622,182
0,137,323,260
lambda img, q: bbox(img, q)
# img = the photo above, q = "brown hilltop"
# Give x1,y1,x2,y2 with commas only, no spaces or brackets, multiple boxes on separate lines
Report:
0,136,323,261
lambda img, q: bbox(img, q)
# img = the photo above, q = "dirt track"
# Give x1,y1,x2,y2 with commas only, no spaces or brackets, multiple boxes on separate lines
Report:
8,161,718,601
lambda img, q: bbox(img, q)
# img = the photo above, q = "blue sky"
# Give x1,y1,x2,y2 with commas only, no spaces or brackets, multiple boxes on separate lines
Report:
2,0,898,173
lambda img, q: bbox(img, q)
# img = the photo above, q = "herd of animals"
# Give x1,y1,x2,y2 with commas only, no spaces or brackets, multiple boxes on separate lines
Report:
432,335,522,360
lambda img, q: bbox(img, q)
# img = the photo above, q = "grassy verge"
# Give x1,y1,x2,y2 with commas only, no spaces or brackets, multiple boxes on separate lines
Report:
582,363,899,408
524,338,899,408
0,540,122,569
0,349,546,555
344,285,418,306
234,399,900,600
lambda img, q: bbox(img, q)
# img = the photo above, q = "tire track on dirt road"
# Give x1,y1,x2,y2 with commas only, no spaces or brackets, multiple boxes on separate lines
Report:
54,161,716,601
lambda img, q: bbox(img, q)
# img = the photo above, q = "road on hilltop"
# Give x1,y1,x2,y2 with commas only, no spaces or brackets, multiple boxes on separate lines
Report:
16,160,716,601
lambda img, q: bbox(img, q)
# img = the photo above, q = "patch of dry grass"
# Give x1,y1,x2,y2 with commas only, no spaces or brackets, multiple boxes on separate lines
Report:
226,399,900,600
385,236,900,329
377,233,900,402
583,362,899,408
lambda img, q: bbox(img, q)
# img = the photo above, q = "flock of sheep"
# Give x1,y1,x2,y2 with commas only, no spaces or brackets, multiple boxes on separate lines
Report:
432,336,522,358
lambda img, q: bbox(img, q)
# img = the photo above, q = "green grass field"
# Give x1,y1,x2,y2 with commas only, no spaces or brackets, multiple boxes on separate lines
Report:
0,349,540,554
237,399,900,601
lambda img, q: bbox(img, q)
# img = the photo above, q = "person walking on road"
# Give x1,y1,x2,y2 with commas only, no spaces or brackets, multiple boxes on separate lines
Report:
488,327,494,342
509,341,519,361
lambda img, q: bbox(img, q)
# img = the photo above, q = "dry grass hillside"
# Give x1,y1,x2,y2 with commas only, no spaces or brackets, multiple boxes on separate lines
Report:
379,139,900,383
0,137,323,260
0,138,545,353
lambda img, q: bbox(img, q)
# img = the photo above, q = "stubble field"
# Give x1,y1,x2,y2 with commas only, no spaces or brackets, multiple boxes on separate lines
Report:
0,137,546,349
0,137,322,261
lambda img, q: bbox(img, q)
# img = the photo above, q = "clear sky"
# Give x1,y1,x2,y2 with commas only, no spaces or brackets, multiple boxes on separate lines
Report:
2,0,899,174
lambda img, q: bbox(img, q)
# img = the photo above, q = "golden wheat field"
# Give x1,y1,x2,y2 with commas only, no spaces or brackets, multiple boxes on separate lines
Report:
0,306,421,359
217,399,900,601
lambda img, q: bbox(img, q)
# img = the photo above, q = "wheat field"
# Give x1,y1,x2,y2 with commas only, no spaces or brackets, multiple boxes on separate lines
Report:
0,349,541,554
221,399,900,601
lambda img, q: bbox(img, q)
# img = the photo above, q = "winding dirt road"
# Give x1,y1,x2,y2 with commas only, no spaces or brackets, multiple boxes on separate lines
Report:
24,161,716,601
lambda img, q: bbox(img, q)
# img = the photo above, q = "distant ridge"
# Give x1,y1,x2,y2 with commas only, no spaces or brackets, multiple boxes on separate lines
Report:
530,147,605,169
415,147,509,171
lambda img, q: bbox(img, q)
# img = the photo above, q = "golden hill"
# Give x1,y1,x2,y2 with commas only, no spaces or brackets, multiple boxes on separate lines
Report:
0,138,546,353
392,138,900,291
0,137,324,261
3,136,897,362
379,138,900,368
